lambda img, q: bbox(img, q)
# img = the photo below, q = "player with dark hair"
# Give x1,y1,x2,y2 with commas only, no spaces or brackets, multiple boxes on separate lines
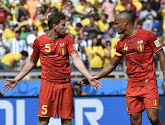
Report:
2,12,102,125
80,12,165,125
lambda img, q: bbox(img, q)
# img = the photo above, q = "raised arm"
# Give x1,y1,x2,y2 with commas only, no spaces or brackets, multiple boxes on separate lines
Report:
3,59,36,92
155,49,165,92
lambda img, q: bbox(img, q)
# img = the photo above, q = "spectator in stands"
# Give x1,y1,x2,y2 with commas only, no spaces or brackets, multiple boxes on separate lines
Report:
104,27,115,42
21,25,31,41
27,26,38,58
78,30,92,69
139,2,157,30
135,1,147,29
124,0,136,11
152,15,163,37
73,82,87,96
0,1,10,23
102,0,116,22
0,22,5,30
152,27,163,44
0,50,28,70
83,15,100,40
38,23,48,36
0,91,4,97
8,0,28,23
103,41,112,67
5,30,27,53
125,2,136,24
150,0,161,12
5,14,12,27
97,13,110,33
3,21,15,42
86,37,104,71
0,30,7,60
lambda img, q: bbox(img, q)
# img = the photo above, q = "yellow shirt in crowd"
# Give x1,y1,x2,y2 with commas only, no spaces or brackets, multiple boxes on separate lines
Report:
1,53,22,66
86,45,104,68
4,29,15,42
103,48,111,67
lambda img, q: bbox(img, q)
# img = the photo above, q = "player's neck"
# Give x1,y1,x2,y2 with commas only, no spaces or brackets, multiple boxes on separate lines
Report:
125,28,137,37
47,30,59,40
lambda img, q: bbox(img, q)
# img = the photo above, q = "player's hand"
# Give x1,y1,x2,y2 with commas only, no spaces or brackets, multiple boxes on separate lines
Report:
78,78,90,86
78,78,103,90
2,79,18,92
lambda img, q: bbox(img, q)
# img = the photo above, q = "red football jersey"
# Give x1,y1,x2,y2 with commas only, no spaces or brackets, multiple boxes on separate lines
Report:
115,29,162,84
30,34,77,81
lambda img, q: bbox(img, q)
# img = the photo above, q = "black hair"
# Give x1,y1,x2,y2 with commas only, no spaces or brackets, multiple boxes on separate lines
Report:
76,23,82,28
20,50,28,57
47,12,66,29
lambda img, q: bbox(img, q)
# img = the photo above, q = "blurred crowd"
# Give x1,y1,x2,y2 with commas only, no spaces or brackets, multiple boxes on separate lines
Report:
0,0,164,71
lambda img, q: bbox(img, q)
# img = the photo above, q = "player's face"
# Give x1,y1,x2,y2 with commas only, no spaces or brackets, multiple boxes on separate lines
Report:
55,19,67,35
114,17,126,34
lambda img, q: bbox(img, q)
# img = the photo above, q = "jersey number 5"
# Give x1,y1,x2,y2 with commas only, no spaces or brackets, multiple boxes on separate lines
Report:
42,105,48,115
45,44,51,52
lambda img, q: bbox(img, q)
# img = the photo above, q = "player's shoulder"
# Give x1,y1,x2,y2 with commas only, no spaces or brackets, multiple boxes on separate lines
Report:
137,29,152,36
35,34,47,42
63,34,73,39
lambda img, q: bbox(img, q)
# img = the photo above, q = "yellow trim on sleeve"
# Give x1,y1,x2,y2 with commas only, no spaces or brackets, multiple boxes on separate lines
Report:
69,52,78,56
30,57,37,62
155,47,163,53
115,52,122,56
37,115,49,117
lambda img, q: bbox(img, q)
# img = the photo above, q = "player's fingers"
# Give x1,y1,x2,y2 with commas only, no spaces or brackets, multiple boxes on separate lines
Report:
9,88,13,92
96,83,102,89
5,87,10,92
93,86,97,90
97,81,103,86
2,85,8,91
77,80,83,84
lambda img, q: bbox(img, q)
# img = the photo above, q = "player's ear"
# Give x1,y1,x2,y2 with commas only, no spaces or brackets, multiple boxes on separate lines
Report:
53,24,57,29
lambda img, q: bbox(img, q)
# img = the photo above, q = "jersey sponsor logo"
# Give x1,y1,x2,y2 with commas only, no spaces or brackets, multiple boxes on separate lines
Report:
153,99,157,106
137,45,144,52
154,40,161,47
60,48,65,55
124,43,128,51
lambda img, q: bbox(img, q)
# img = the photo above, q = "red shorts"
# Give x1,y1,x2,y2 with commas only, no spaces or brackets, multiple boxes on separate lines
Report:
126,80,159,114
37,79,74,119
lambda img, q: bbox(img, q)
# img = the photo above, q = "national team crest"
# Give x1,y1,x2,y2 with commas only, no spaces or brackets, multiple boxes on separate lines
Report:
124,43,128,51
137,45,144,52
153,99,157,106
60,48,65,55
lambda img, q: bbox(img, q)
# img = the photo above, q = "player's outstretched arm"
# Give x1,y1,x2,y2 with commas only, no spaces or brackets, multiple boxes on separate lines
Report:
3,59,36,92
93,56,122,79
156,49,165,92
70,53,103,90
78,56,122,86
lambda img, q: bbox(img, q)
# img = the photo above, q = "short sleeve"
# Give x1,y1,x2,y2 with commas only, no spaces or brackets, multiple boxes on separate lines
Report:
147,32,162,53
114,41,123,58
30,39,40,61
66,35,77,55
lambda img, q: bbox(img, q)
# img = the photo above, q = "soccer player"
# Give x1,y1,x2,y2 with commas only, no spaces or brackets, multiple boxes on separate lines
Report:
2,12,102,125
80,12,165,125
